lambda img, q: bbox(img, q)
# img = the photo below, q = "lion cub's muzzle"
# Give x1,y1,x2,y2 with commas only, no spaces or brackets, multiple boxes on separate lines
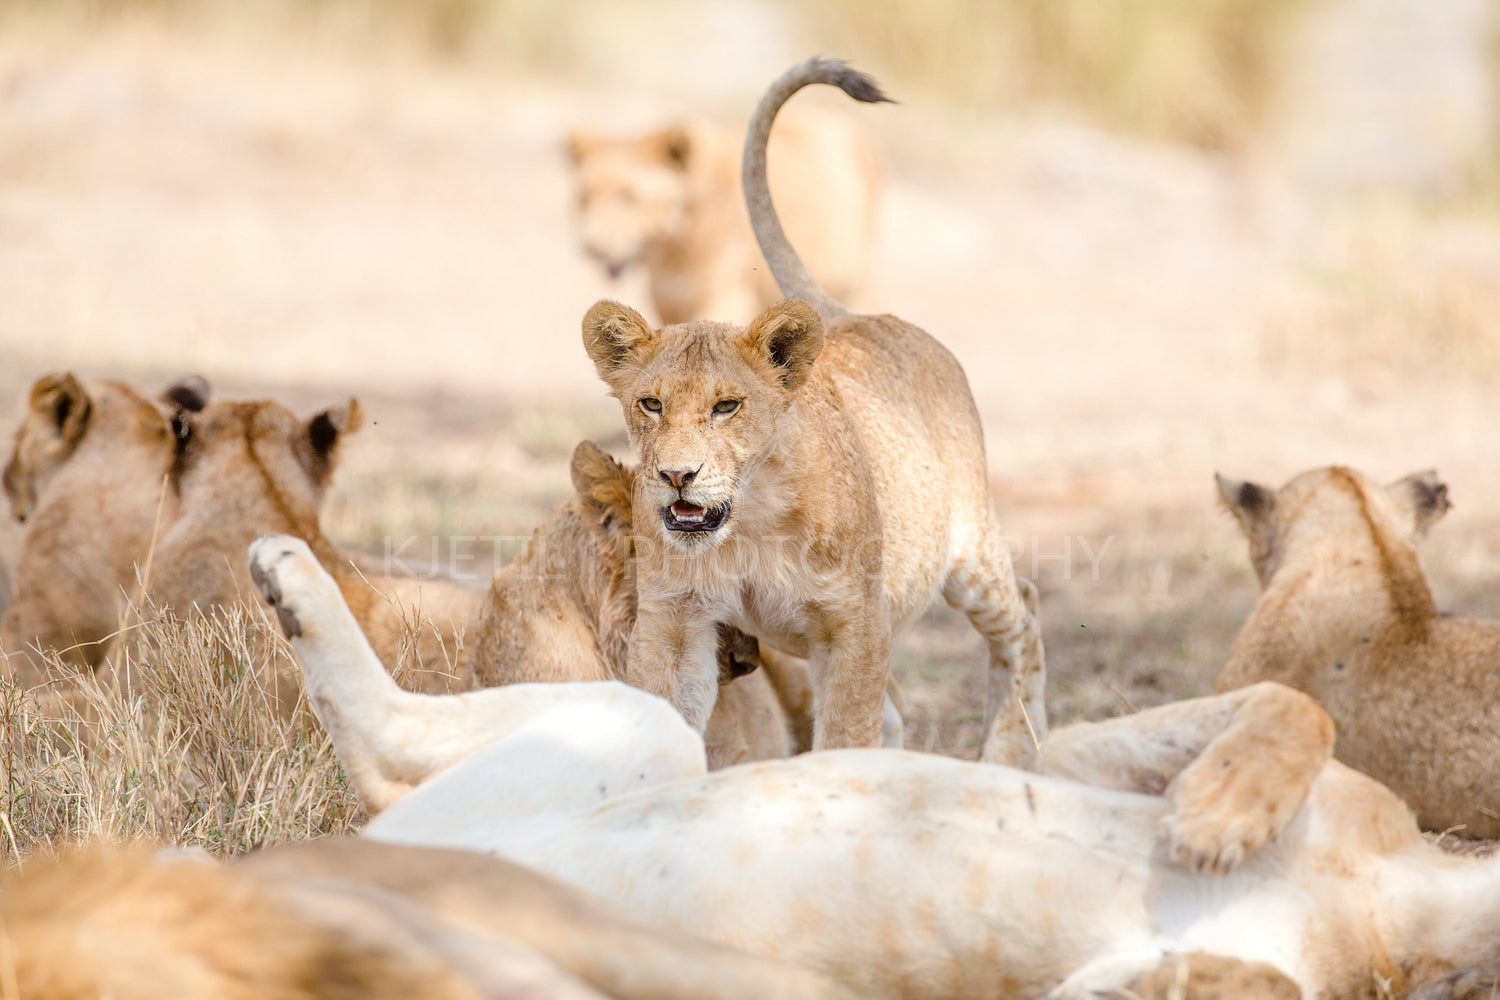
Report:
662,499,732,533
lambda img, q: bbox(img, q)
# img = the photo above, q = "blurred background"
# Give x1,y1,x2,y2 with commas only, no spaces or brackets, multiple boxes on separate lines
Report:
2,0,1498,749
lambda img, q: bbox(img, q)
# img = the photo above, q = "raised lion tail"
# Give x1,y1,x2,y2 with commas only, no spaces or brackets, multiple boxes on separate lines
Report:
742,57,893,320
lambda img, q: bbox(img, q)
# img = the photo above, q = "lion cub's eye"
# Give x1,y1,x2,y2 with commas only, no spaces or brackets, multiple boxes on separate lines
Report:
639,397,662,414
712,399,741,416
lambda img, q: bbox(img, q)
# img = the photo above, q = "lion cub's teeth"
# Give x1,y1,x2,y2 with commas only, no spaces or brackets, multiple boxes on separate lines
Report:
672,501,705,521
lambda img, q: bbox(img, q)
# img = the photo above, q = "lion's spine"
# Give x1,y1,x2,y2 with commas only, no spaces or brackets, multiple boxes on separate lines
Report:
742,57,892,319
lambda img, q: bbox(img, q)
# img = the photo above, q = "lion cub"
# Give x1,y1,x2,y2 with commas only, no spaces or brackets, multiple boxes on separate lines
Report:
582,59,1044,760
1215,464,1500,837
567,111,880,325
474,440,792,769
2,373,207,674
149,396,481,692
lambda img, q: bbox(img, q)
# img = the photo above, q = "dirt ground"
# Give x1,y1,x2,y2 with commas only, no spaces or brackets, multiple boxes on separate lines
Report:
3,7,1500,759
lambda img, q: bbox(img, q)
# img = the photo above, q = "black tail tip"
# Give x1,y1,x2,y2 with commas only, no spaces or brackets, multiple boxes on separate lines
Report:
813,57,895,106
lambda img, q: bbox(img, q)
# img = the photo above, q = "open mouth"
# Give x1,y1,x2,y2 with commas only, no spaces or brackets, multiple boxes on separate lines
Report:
661,499,732,533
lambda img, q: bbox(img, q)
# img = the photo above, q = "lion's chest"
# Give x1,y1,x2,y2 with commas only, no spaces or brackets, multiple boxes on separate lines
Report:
724,570,870,660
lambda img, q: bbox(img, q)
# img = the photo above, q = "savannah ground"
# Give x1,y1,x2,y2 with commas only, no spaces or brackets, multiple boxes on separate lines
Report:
3,0,1500,854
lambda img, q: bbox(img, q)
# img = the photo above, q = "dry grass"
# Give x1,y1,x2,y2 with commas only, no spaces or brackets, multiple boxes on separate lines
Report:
0,603,362,863
798,0,1316,150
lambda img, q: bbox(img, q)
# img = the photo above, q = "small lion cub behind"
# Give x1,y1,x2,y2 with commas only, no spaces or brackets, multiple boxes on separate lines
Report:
567,110,881,326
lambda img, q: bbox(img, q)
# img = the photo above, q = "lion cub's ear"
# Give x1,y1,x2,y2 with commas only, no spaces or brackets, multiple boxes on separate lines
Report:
1215,473,1277,536
28,372,93,449
743,299,825,392
1386,469,1451,540
571,440,633,535
161,375,210,414
565,129,596,165
649,125,692,170
297,399,363,487
582,300,656,390
312,399,363,450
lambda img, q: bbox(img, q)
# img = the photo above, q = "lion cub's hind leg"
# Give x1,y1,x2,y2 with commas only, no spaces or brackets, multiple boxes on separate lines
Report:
1044,682,1335,873
943,530,1046,768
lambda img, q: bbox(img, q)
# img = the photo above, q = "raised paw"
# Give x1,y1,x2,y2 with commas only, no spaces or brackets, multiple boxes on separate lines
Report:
1164,758,1304,874
247,535,330,640
1163,685,1331,874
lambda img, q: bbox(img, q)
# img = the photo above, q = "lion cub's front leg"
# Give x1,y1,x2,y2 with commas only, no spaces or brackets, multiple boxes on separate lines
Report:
807,585,893,750
626,601,723,734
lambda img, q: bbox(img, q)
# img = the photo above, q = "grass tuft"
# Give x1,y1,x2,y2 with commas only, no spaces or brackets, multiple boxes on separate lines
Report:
1,602,362,863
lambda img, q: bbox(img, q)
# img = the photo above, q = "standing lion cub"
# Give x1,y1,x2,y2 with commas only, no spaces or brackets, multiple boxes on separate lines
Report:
582,59,1044,761
568,110,881,325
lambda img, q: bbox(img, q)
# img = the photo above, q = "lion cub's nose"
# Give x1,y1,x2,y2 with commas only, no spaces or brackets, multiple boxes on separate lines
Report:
660,467,697,489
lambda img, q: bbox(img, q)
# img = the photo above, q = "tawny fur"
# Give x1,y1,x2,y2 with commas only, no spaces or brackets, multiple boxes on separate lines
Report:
147,397,482,696
1214,464,1500,837
260,540,1500,1000
0,843,485,1000
567,111,881,325
582,59,1043,760
1,374,205,677
237,838,852,1000
474,440,792,768
1,839,850,1000
0,518,14,623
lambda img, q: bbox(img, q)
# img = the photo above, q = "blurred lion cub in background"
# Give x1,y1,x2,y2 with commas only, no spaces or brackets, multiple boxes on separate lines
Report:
567,111,881,325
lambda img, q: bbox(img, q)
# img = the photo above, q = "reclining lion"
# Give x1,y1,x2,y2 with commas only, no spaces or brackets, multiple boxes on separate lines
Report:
567,110,880,325
4,837,850,1000
149,396,481,693
253,529,1500,1000
581,58,1043,761
1214,464,1500,837
1,373,207,675
0,379,478,692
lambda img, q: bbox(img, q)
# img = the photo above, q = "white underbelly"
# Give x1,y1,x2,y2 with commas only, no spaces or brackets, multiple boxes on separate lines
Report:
365,746,1325,1000
467,752,1172,998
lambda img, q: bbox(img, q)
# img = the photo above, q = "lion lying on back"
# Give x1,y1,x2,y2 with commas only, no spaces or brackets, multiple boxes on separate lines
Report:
568,111,881,325
1215,464,1500,837
257,527,1500,1000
